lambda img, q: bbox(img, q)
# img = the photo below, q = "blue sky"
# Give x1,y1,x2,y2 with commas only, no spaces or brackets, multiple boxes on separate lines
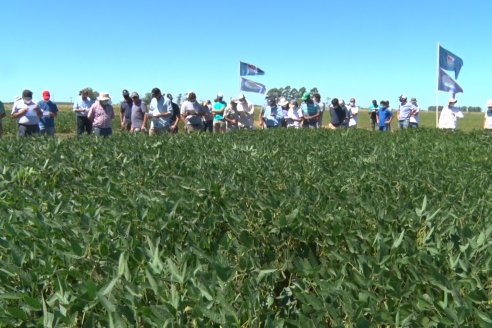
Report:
1,0,490,109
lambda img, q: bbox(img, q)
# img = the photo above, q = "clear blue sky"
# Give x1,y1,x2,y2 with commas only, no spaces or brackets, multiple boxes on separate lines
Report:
1,0,490,109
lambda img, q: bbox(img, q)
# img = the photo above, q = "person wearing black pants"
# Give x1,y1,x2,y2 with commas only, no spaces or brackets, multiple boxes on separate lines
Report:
73,89,94,135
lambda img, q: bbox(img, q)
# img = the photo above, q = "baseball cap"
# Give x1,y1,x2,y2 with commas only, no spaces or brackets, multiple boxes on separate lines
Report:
301,92,311,101
217,92,224,98
42,90,50,101
122,89,130,97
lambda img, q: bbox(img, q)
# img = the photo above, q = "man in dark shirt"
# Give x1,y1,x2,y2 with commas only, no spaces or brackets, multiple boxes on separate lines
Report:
120,89,133,131
328,98,347,129
167,94,181,133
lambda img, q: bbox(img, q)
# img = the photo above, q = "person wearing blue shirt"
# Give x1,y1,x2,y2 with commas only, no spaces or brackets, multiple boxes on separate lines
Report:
376,100,392,132
261,97,284,128
38,90,59,136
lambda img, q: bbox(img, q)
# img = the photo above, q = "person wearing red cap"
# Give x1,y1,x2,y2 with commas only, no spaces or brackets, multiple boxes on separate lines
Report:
38,90,59,136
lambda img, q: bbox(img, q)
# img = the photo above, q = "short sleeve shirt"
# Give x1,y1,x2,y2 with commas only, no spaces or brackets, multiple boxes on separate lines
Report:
38,100,59,128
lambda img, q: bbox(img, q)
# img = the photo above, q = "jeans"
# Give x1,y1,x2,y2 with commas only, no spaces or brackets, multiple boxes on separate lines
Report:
77,116,93,135
18,124,40,137
94,127,112,137
399,119,410,129
409,123,419,128
203,120,213,133
379,125,390,132
303,119,318,129
149,126,170,136
185,124,203,133
40,126,56,136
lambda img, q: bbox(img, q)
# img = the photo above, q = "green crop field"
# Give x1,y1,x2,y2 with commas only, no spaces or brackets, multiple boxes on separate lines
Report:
0,129,491,327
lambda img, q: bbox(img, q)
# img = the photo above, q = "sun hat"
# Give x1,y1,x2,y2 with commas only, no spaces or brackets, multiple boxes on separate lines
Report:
301,92,311,101
97,92,111,101
130,92,139,98
42,90,50,101
278,97,289,107
487,99,492,107
448,98,458,103
410,97,417,102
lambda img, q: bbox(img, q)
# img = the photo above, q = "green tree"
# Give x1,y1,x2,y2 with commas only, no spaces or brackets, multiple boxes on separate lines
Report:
80,87,99,101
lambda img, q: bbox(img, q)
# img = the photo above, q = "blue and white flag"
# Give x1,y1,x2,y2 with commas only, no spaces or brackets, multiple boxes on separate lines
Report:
240,61,265,76
240,77,266,94
439,46,463,79
438,68,463,94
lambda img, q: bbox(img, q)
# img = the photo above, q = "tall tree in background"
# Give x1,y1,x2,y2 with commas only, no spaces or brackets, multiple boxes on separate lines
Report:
80,88,99,101
267,86,310,100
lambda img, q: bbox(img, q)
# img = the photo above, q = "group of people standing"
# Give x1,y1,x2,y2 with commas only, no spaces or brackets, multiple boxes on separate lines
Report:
259,92,361,130
366,95,422,131
2,88,492,138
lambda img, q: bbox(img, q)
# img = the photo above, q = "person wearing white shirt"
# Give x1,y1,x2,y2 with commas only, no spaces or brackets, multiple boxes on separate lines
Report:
236,93,255,129
347,97,359,128
73,88,94,135
483,99,492,131
438,98,464,130
148,88,173,135
287,100,303,128
11,89,42,137
409,97,421,128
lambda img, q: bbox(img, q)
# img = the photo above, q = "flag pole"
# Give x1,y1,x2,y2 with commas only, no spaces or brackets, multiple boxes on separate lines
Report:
436,43,440,127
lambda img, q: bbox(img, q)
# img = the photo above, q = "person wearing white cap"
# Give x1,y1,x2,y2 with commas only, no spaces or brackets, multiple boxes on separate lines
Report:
397,95,415,129
409,97,420,128
278,97,289,128
212,93,227,133
483,99,492,130
236,93,255,129
438,98,464,130
87,92,115,137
